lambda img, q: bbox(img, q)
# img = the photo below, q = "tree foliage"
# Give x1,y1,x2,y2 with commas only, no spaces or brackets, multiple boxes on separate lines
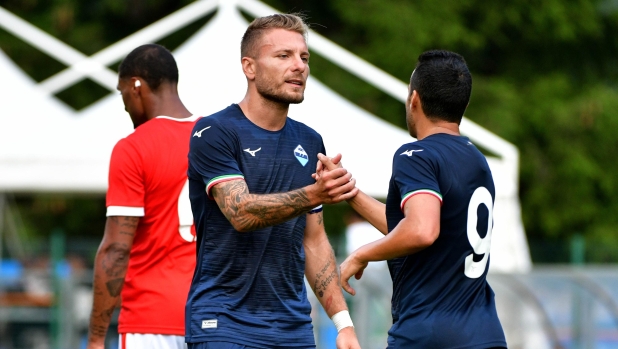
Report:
1,0,617,262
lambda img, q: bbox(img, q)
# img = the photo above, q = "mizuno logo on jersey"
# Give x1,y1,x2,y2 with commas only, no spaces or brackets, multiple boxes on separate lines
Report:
193,126,211,137
294,145,309,166
243,147,261,157
400,149,423,157
202,319,217,329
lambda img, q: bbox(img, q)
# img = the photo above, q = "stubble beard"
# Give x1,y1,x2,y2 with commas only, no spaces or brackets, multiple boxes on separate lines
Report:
255,75,305,105
405,109,417,138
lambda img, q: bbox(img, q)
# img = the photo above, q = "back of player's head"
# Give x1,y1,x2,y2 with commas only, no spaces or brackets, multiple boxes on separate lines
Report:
410,50,472,123
241,13,309,58
118,44,179,91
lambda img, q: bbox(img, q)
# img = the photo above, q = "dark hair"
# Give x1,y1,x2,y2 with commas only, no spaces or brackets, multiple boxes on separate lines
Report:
241,13,309,58
118,44,178,90
409,50,472,123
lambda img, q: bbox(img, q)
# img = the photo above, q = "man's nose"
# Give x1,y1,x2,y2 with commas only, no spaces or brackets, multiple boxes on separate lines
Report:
290,55,306,72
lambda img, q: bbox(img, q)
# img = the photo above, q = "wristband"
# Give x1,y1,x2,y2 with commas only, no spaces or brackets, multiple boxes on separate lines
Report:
331,310,354,332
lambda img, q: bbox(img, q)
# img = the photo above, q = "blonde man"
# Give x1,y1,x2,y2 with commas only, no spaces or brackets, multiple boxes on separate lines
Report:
185,14,360,349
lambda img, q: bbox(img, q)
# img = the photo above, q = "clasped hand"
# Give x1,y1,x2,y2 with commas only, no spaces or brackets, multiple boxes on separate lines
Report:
311,153,358,204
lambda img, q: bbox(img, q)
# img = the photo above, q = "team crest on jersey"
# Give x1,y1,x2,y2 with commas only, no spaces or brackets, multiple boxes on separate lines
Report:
294,145,309,166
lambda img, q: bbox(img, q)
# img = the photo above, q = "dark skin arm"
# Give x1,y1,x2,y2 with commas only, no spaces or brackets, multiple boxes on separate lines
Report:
211,163,357,232
86,216,138,349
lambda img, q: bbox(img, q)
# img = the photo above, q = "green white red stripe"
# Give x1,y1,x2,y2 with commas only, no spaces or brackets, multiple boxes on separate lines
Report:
400,189,443,210
206,174,245,196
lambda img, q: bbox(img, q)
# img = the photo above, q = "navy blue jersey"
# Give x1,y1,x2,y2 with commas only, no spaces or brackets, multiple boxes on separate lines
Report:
185,104,324,348
385,134,506,349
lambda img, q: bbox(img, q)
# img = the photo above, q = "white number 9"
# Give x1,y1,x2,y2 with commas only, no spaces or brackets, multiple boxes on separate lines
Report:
464,186,493,278
178,179,196,242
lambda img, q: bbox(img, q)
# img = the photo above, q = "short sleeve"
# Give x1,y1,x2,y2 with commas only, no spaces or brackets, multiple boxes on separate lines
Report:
106,138,145,217
188,118,244,197
393,144,442,210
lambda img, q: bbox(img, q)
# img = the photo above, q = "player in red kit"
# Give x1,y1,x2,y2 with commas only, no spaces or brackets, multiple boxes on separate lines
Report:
87,44,199,349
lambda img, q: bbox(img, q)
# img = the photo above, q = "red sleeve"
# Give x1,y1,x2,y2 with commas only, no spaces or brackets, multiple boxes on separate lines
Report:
106,138,145,217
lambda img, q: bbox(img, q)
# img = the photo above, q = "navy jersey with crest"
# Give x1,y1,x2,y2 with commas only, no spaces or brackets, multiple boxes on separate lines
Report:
185,104,324,348
385,134,506,349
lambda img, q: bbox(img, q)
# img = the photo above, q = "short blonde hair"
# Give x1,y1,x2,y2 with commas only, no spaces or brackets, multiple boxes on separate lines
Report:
241,13,309,58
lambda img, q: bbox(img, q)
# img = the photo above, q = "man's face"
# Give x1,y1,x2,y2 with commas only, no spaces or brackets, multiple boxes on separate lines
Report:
252,29,310,104
117,78,147,128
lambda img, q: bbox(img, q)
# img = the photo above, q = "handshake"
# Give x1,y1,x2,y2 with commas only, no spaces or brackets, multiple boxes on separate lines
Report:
309,153,359,205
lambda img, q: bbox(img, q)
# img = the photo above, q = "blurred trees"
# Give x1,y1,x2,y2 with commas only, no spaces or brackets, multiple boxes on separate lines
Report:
1,0,617,262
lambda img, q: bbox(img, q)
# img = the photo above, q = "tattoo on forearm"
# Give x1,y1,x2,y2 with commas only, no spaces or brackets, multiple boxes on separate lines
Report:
89,324,107,338
89,304,116,339
313,256,338,298
105,278,124,297
213,180,313,231
316,212,324,226
101,242,130,278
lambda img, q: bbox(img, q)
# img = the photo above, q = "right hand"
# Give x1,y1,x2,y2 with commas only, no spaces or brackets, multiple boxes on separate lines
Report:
310,153,357,204
339,251,368,296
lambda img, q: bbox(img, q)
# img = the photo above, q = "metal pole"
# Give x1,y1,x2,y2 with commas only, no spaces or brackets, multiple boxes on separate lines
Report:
0,193,5,263
50,228,65,349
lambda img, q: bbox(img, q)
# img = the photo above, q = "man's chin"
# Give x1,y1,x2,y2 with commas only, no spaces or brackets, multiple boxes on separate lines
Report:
261,91,304,105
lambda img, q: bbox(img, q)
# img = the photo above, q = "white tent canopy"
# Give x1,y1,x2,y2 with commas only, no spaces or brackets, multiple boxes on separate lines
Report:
0,0,530,272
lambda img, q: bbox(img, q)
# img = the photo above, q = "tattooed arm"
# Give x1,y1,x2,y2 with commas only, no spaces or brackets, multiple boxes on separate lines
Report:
86,216,138,349
304,212,360,349
211,166,357,232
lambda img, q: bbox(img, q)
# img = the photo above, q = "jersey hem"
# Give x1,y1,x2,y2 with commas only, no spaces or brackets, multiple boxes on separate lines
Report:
118,325,184,336
106,206,145,217
446,340,507,349
185,333,315,348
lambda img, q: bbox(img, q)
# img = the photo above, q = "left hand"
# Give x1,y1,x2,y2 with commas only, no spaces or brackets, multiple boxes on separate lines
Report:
339,252,368,296
336,326,361,349
313,153,343,181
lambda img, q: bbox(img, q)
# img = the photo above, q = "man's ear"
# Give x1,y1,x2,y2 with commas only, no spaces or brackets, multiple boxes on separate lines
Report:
131,77,142,97
411,90,420,110
241,57,256,80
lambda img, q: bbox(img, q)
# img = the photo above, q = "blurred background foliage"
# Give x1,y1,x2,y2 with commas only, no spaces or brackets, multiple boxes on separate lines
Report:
1,0,617,263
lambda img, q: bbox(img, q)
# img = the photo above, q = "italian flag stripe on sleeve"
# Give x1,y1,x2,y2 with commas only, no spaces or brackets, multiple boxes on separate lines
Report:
206,174,245,196
400,189,443,210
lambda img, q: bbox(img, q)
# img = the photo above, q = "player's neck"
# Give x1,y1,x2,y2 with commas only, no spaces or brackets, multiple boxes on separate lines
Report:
238,92,288,131
416,117,460,140
148,95,193,119
145,85,192,120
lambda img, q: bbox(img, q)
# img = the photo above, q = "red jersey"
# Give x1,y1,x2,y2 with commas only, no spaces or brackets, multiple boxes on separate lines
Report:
106,115,200,335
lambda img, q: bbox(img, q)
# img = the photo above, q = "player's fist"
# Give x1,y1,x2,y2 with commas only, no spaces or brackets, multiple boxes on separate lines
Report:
336,326,361,349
